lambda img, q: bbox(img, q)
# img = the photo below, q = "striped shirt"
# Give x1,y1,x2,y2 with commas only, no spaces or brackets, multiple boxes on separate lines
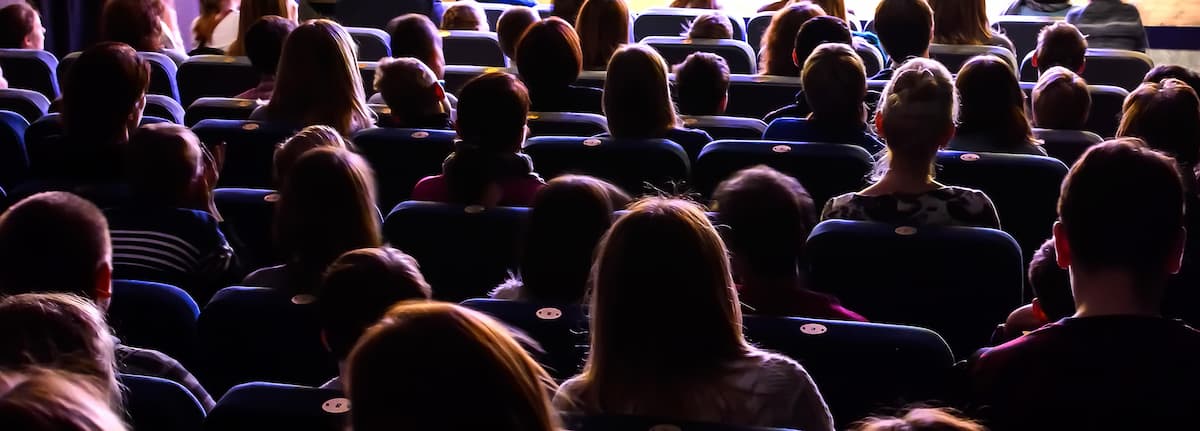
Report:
105,207,236,300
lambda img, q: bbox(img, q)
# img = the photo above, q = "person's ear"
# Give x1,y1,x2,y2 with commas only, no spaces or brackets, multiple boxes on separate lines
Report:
1053,221,1072,270
719,93,729,115
1031,298,1048,322
93,262,113,302
1078,61,1085,75
433,83,446,101
1168,226,1186,275
1031,53,1039,69
792,50,801,68
873,111,886,140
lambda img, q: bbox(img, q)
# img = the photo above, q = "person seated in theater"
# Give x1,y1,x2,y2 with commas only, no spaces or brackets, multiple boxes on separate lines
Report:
686,13,733,40
671,0,722,8
0,192,214,410
0,2,46,50
1003,0,1072,17
575,0,633,71
929,0,1015,54
763,15,852,123
970,138,1200,430
1145,65,1200,91
373,57,453,130
100,0,188,64
318,247,432,392
497,6,539,59
236,15,296,101
672,52,730,117
1032,21,1087,76
758,2,825,77
854,407,985,431
870,0,933,81
190,0,241,54
515,17,604,114
779,43,885,154
273,125,351,188
226,0,299,56
992,238,1075,344
948,56,1047,156
1031,66,1090,131
0,368,129,431
441,1,489,31
411,72,545,206
1067,0,1147,52
822,58,1000,228
388,14,446,79
261,19,374,136
602,45,713,162
713,166,867,321
104,124,238,302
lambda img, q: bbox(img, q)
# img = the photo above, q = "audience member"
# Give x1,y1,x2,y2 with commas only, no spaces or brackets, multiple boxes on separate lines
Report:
762,15,852,123
273,125,351,187
497,6,539,59
1033,21,1087,75
553,0,584,25
713,165,866,321
854,408,985,431
789,43,883,153
191,0,240,53
412,72,544,206
576,0,631,70
235,15,295,100
1004,0,1071,17
604,44,713,161
871,0,933,80
672,52,730,116
0,192,215,410
812,0,859,29
100,0,187,64
317,247,432,391
1067,0,1147,52
759,2,825,76
373,57,453,129
348,302,562,431
686,13,733,39
994,238,1075,343
823,58,1000,228
0,368,128,431
757,0,791,13
492,175,630,303
1144,64,1200,91
1031,66,1090,131
670,0,720,8
950,55,1045,156
970,138,1200,430
554,198,835,431
1117,79,1200,172
441,1,489,31
929,0,1015,53
0,294,120,403
387,14,446,79
516,17,603,114
228,0,296,56
263,19,374,136
0,2,45,50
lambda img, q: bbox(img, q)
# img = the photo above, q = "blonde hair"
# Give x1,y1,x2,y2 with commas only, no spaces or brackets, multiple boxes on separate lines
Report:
853,407,986,431
266,19,374,136
875,57,957,180
576,0,631,70
0,368,128,431
929,0,994,46
760,2,826,76
274,125,351,186
373,57,449,125
812,0,848,22
1118,78,1200,169
441,1,489,31
604,44,679,138
803,43,867,128
228,0,292,56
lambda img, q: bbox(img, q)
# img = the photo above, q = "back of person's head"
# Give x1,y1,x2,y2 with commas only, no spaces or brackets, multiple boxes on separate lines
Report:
0,294,119,403
803,43,866,128
244,15,296,77
672,52,730,116
319,247,431,361
274,125,350,186
101,0,166,52
553,0,584,25
793,15,851,70
686,13,733,40
386,14,445,79
1028,238,1075,321
1118,79,1200,169
441,1,489,31
812,0,849,21
575,0,631,70
347,302,560,431
0,192,111,300
0,2,43,50
873,0,933,64
445,72,531,204
605,44,678,138
517,175,629,304
229,0,292,56
669,0,719,7
0,368,127,431
1058,138,1185,284
875,58,957,178
712,165,817,280
373,57,448,126
1035,21,1087,74
62,42,149,143
125,123,204,207
956,55,1036,148
1144,64,1200,92
268,19,373,136
516,17,583,92
1032,66,1091,130
853,408,985,431
928,0,992,45
760,2,825,76
276,147,381,293
497,6,539,58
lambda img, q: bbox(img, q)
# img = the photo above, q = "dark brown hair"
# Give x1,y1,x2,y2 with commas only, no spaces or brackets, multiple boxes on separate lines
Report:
1028,239,1074,321
125,123,203,207
497,6,539,58
687,13,733,40
446,72,532,204
760,2,825,76
101,0,167,52
803,43,867,130
516,17,583,92
319,247,431,359
1032,66,1090,130
672,52,730,116
244,15,296,76
266,19,374,136
873,0,933,64
575,0,630,70
1144,65,1200,92
227,0,291,56
553,0,584,25
1118,79,1200,169
1036,21,1087,74
956,55,1037,149
929,0,995,45
713,165,817,279
61,42,150,148
604,44,679,138
793,15,852,69
0,192,110,299
0,2,37,49
386,14,445,79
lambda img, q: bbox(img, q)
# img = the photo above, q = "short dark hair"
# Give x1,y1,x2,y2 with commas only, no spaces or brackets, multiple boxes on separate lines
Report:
1035,21,1087,74
126,123,202,206
100,0,166,52
387,14,444,78
496,6,539,59
1032,66,1090,130
0,2,37,49
319,247,431,359
516,17,583,92
244,15,296,76
1144,64,1200,95
1027,239,1074,321
62,42,149,143
672,52,730,116
1058,138,1184,279
712,165,817,278
873,0,933,64
792,15,852,69
0,192,110,299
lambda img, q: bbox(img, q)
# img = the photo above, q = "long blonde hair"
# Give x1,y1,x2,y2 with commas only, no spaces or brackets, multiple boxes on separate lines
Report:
265,19,374,136
812,0,848,22
575,0,630,70
875,57,957,180
227,0,291,56
604,44,679,138
0,368,128,431
759,2,825,76
929,0,994,46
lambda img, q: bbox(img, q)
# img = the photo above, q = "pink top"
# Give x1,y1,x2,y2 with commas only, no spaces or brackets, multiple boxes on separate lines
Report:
410,175,545,207
737,283,868,322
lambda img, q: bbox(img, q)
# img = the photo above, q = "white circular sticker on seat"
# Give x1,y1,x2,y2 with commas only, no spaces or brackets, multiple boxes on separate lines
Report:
322,397,350,414
291,294,316,305
410,131,429,139
464,205,485,214
959,153,980,162
535,307,562,320
799,323,828,335
894,226,918,236
772,145,791,153
583,138,602,147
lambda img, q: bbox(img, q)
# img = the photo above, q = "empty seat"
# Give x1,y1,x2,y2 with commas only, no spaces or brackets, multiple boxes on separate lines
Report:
59,51,181,102
108,279,199,365
633,8,748,42
346,26,391,61
121,373,206,431
680,115,767,140
460,299,589,380
383,201,528,301
527,111,608,137
0,48,60,99
928,43,1017,73
442,31,508,67
693,140,872,204
145,94,186,124
177,55,259,107
743,315,955,427
337,0,444,30
566,415,797,431
993,15,1059,62
481,2,510,31
523,136,691,195
1034,128,1104,167
192,119,298,188
642,36,757,74
185,97,259,126
213,188,279,269
350,127,456,209
1084,84,1128,138
746,12,774,53
763,118,884,153
726,74,803,118
806,220,1024,356
0,88,50,123
0,110,29,189
205,382,348,431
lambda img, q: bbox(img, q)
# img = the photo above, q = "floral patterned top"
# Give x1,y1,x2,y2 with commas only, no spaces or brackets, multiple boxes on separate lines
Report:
821,186,1001,228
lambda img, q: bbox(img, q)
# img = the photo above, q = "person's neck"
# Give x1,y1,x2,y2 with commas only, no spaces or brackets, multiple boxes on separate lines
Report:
1071,269,1162,318
862,161,941,196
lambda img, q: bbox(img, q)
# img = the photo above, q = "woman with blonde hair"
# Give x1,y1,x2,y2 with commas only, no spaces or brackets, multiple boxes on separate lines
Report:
273,124,351,186
191,0,241,53
1118,78,1200,173
929,0,1015,53
604,44,712,160
227,0,296,56
263,19,374,136
811,0,861,30
575,0,631,70
554,197,835,431
348,301,561,431
759,2,825,76
853,407,985,431
0,368,128,431
949,55,1044,156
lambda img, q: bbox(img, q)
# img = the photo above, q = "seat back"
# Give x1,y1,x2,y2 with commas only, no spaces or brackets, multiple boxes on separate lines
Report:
726,74,803,118
460,299,588,379
855,42,885,77
109,280,200,364
633,8,748,42
567,415,797,431
744,315,955,427
384,202,528,301
481,3,510,31
192,119,298,188
177,56,259,107
213,188,279,269
576,70,606,89
1081,48,1154,91
346,26,391,61
928,43,1018,73
205,382,348,431
145,94,186,124
693,140,872,203
0,48,60,99
642,36,757,74
524,136,691,195
806,220,1025,356
746,12,774,53
444,64,509,93
527,111,609,138
0,110,29,189
185,97,259,126
1034,128,1103,167
24,114,170,179
350,128,456,208
993,16,1059,63
59,51,181,101
0,88,50,123
681,116,767,140
120,374,205,431
337,0,444,29
763,118,884,153
442,31,508,67
1084,84,1128,138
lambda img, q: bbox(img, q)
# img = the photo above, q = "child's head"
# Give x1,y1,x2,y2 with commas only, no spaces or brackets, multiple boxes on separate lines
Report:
672,52,730,116
686,13,733,40
0,294,119,404
244,15,296,79
760,2,826,76
853,407,985,431
319,247,432,361
0,192,111,302
956,55,1037,148
274,125,350,186
497,7,539,58
792,15,851,69
873,0,933,65
0,2,44,50
1118,79,1200,169
1032,66,1091,130
373,57,450,126
875,58,957,177
604,44,678,138
1144,64,1200,92
387,14,445,79
803,43,866,128
125,123,206,208
0,368,127,431
62,42,149,143
441,1,489,31
1028,239,1075,322
575,0,632,70
445,72,531,204
1035,21,1087,75
713,165,817,281
515,17,584,92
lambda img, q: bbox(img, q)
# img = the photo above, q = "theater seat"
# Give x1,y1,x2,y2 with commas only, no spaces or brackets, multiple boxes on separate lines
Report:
763,118,883,153
120,374,205,431
642,36,757,74
192,119,298,188
693,140,873,205
59,51,181,102
442,31,508,67
351,128,456,209
527,112,608,138
205,382,348,431
681,115,767,140
24,114,170,179
633,7,747,42
213,188,279,269
1084,84,1129,138
524,136,691,196
0,110,29,190
460,299,589,380
576,70,606,90
145,94,186,124
993,15,1057,63
480,2,510,32
746,12,774,53
346,26,391,61
1019,49,1153,91
566,415,797,431
0,48,60,99
185,97,260,126
445,64,511,93
178,56,259,107
337,0,444,30
726,74,803,119
0,88,50,123
928,43,1018,73
109,280,200,365
1034,128,1103,167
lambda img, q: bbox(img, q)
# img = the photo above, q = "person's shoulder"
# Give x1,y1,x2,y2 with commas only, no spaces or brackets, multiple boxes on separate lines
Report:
116,343,183,373
672,127,714,142
553,375,590,412
936,185,992,202
243,264,287,288
743,350,815,386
